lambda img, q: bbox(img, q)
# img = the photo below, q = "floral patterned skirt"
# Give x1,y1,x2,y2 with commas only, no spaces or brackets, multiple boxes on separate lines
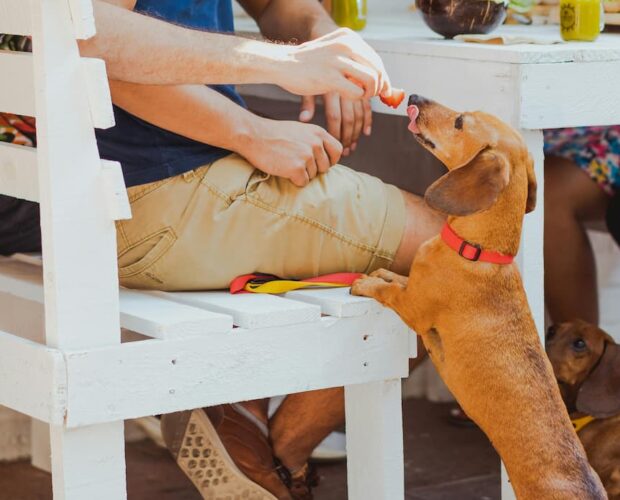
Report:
544,126,620,196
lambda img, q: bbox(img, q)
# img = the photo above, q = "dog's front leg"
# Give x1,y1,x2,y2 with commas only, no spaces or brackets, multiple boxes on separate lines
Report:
351,268,408,310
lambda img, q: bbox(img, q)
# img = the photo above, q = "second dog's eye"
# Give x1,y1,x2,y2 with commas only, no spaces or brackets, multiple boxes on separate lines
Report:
572,338,587,352
455,115,464,130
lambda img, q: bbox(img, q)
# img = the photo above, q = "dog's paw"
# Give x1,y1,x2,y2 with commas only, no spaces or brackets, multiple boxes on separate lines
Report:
351,276,384,298
369,268,408,286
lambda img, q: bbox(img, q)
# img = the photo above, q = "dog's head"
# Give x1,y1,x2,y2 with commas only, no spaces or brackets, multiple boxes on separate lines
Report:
407,95,537,217
546,320,620,418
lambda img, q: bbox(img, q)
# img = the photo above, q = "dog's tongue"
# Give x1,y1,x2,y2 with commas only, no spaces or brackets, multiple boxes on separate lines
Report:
407,105,420,134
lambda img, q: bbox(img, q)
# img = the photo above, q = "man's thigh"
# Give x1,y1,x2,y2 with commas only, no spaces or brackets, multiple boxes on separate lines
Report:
116,154,406,291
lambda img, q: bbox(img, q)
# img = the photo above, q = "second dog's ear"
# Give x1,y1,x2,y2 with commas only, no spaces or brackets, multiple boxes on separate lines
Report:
424,150,510,216
577,342,620,418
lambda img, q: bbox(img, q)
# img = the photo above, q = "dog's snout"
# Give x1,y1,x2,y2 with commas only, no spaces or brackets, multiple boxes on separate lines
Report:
408,94,431,107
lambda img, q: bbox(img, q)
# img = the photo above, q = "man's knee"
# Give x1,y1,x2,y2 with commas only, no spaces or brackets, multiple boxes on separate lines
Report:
392,190,444,274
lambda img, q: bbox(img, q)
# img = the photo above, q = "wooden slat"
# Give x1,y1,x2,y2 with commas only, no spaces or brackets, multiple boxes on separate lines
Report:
61,311,410,427
0,0,31,35
0,330,66,425
285,287,380,318
101,160,131,221
157,291,321,329
120,289,232,339
0,51,35,116
0,258,234,340
0,142,39,202
81,58,115,129
68,0,96,39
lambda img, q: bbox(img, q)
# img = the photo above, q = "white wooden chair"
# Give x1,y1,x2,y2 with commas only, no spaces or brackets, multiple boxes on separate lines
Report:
0,1,413,498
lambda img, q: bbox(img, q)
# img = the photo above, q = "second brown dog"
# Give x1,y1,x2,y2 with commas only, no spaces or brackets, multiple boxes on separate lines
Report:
547,320,620,499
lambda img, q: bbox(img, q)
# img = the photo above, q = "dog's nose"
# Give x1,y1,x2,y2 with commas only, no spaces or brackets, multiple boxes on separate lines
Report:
408,94,431,107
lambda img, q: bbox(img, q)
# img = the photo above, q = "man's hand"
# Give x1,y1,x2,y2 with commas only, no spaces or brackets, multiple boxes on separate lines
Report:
240,117,343,187
299,93,372,156
270,28,392,101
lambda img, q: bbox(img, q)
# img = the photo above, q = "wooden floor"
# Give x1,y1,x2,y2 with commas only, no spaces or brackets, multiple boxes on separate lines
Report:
0,398,500,500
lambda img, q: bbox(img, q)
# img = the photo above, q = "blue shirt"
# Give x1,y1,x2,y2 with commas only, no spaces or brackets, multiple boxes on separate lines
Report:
96,0,244,187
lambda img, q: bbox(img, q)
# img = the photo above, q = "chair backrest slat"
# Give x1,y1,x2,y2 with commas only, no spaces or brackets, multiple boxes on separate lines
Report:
29,0,123,350
0,51,35,116
0,0,32,36
0,142,38,201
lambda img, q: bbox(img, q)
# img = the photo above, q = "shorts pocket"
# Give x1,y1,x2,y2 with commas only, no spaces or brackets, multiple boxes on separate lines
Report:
118,227,177,278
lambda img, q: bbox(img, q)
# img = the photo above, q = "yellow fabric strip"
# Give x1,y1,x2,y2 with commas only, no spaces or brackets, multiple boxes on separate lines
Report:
245,281,352,294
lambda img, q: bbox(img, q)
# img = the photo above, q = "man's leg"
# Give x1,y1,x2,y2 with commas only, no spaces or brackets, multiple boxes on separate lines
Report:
544,156,610,324
262,190,443,475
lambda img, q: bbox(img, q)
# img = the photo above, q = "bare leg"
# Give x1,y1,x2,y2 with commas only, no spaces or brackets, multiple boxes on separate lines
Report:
270,388,344,472
391,190,444,275
545,157,610,324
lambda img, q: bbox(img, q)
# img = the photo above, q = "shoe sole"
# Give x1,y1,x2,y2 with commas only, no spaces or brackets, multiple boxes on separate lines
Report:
175,409,277,500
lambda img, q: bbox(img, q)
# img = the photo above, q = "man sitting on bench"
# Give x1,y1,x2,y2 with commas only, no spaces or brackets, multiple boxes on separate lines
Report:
0,1,443,498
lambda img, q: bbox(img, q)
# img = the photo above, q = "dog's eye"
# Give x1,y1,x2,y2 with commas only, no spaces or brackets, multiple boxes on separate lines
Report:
572,338,587,352
546,325,557,341
455,115,464,130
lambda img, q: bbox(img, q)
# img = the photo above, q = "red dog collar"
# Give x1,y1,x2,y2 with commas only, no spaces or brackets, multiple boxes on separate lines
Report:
441,224,515,265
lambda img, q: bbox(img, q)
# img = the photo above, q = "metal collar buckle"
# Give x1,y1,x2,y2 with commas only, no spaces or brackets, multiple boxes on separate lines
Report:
459,240,482,262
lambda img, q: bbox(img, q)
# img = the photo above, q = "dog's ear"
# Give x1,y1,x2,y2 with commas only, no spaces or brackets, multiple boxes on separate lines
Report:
425,149,510,216
576,342,620,418
525,152,537,214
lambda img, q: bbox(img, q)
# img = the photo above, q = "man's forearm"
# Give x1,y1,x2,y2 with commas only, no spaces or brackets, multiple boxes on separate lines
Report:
109,82,258,153
244,0,337,42
82,1,289,85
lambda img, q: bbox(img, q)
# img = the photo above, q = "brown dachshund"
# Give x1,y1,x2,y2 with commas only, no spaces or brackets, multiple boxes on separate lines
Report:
352,95,607,498
547,320,620,499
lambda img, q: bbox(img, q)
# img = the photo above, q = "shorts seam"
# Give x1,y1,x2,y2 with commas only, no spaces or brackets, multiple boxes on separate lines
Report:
116,221,130,249
128,177,175,204
243,194,395,260
201,179,237,206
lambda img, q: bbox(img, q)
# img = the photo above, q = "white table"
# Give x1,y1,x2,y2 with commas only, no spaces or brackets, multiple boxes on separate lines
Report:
237,10,620,499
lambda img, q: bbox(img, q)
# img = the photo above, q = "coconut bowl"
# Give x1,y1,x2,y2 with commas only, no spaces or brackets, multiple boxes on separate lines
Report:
416,0,508,39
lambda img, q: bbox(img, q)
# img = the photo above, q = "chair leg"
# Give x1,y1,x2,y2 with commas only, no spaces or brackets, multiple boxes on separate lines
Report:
31,418,52,472
50,421,127,500
345,379,405,500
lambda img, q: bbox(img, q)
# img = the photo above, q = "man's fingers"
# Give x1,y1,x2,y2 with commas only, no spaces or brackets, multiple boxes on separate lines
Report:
324,93,342,141
352,100,364,148
379,72,393,98
299,96,316,123
313,144,331,174
362,99,373,136
335,78,365,100
340,98,355,153
306,154,319,180
323,132,343,166
340,59,379,98
291,168,310,187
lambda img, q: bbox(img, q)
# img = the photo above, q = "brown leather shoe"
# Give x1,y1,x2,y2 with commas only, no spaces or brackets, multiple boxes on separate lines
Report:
161,405,293,500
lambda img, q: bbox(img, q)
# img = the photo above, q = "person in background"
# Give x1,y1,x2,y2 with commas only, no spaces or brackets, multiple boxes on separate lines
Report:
544,127,620,325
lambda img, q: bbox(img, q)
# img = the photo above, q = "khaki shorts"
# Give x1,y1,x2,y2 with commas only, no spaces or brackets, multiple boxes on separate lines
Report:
116,154,406,291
